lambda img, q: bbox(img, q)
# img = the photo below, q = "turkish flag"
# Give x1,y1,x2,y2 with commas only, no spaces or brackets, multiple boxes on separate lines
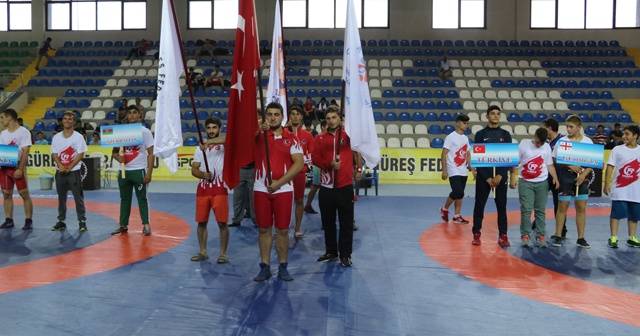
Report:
473,145,486,154
223,0,260,189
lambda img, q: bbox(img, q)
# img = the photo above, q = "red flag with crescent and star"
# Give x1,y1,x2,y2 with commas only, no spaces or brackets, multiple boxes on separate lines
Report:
223,0,260,189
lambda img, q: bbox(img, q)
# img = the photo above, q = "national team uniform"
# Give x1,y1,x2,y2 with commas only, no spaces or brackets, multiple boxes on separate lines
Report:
518,140,553,237
253,128,302,229
552,136,594,201
443,131,469,200
607,145,640,220
312,128,355,260
291,127,314,200
51,131,88,222
194,144,229,223
0,126,31,191
118,126,154,226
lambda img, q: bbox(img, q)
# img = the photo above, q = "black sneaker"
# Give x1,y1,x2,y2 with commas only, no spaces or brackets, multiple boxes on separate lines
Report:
550,235,566,241
552,236,563,247
340,256,353,267
277,263,293,281
0,219,14,229
576,238,590,249
79,221,87,232
228,222,241,227
317,253,338,262
253,263,272,282
22,219,33,230
304,205,318,214
51,221,67,231
111,225,128,235
353,222,359,231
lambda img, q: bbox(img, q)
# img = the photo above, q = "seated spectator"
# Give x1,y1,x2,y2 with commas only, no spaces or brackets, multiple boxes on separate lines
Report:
126,39,149,60
291,97,302,107
205,65,225,88
53,118,63,135
34,131,49,145
89,132,100,146
593,124,608,145
188,67,205,91
117,98,129,123
304,120,317,137
135,97,145,114
302,97,316,124
75,120,87,140
330,99,339,107
84,122,94,131
17,118,30,130
606,123,624,149
316,97,328,120
199,39,215,57
439,55,453,80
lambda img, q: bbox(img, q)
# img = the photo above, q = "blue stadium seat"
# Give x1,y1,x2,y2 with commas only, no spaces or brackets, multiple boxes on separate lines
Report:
420,90,432,98
182,110,195,120
425,112,438,122
605,113,618,122
440,112,452,122
412,112,425,121
619,113,632,123
105,111,118,120
610,102,622,110
398,112,411,121
582,102,595,110
522,113,534,122
184,136,199,146
431,138,444,149
569,102,582,110
397,101,409,109
384,112,397,121
507,113,521,122
535,113,548,122
443,125,455,135
597,102,609,111
373,112,383,121
585,126,597,136
383,101,396,109
428,125,442,134
591,113,604,122
45,122,57,131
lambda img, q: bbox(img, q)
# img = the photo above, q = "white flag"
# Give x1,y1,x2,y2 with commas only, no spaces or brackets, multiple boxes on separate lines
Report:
154,0,184,174
342,0,380,168
265,0,288,124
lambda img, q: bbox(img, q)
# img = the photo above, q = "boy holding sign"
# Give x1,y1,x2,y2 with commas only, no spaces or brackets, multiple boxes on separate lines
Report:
603,125,640,248
551,115,594,248
0,109,33,230
472,106,517,247
109,106,155,236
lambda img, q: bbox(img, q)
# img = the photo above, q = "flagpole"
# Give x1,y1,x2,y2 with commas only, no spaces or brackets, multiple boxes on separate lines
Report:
278,0,291,112
255,1,273,185
167,0,210,174
333,80,347,188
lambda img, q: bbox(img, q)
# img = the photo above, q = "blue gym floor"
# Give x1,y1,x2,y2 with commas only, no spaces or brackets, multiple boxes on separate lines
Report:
0,182,639,336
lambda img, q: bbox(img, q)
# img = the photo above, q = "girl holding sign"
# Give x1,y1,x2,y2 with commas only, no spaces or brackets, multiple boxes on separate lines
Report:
603,125,640,248
551,115,594,248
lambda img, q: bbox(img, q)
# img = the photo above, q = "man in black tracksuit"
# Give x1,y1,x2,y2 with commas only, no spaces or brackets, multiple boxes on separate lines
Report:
471,105,516,247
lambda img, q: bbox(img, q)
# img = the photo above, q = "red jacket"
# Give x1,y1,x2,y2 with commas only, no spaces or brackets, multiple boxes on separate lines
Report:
312,128,354,189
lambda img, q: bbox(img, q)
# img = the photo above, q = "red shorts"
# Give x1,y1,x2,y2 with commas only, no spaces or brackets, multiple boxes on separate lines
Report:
195,195,229,223
292,172,306,200
0,167,28,191
254,191,293,229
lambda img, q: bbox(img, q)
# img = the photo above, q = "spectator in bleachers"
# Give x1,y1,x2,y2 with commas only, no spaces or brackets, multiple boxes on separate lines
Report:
126,39,149,60
606,123,623,149
35,37,55,71
593,125,608,145
118,99,129,123
34,131,48,145
303,97,316,124
53,118,63,135
291,97,302,108
205,65,225,88
84,122,94,131
439,55,453,80
316,97,328,120
74,120,87,141
17,118,30,131
89,133,100,146
188,67,205,91
304,119,318,137
330,99,339,107
198,39,215,57
135,97,145,114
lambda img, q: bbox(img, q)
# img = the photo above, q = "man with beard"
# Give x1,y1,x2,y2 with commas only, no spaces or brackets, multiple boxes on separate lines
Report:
190,117,230,263
253,102,303,282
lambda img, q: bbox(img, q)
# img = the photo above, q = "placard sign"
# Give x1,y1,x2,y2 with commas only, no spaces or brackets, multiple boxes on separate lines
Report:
101,123,143,148
555,140,604,169
470,143,519,168
0,144,19,167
